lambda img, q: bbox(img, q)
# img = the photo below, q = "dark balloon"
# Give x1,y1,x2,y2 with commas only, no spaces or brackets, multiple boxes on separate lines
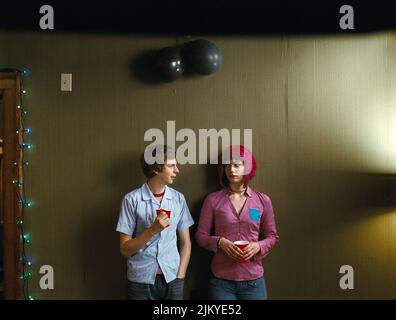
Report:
183,39,222,75
156,46,184,82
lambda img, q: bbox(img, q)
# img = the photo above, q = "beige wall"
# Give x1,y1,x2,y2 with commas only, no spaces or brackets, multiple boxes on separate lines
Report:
0,31,395,299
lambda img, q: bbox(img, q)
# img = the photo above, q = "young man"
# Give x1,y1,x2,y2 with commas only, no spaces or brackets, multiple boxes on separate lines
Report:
116,145,194,300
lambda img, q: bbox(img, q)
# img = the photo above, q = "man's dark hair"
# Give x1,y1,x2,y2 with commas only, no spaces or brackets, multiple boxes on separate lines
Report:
141,145,174,179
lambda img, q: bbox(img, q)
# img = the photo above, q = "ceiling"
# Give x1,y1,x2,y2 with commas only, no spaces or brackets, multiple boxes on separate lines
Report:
1,1,396,35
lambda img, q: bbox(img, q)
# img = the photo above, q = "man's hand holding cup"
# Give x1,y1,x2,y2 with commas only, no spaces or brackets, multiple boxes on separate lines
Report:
149,209,171,235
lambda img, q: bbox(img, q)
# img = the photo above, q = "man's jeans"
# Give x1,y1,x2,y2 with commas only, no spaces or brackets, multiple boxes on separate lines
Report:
127,275,185,300
209,274,267,300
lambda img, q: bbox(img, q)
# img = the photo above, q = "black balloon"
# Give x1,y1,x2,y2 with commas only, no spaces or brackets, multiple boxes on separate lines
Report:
156,46,184,82
183,40,222,75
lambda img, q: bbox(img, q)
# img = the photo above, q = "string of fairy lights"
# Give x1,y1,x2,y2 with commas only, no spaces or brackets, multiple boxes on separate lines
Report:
14,67,34,300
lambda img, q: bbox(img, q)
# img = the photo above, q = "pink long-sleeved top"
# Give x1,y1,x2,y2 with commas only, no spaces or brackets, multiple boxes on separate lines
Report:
195,186,279,281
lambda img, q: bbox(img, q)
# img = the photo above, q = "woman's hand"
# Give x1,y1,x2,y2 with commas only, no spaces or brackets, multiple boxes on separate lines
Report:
242,242,261,260
218,237,244,261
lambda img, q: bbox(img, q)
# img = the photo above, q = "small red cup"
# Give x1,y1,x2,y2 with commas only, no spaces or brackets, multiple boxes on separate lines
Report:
156,209,171,227
233,240,249,263
156,209,171,219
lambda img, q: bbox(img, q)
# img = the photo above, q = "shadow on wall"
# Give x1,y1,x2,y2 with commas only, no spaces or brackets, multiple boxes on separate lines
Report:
77,151,142,299
343,173,396,209
188,163,219,300
309,170,396,224
275,165,396,298
130,47,202,85
130,49,164,85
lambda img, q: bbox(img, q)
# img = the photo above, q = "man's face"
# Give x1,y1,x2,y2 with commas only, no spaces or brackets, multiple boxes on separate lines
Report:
155,158,179,185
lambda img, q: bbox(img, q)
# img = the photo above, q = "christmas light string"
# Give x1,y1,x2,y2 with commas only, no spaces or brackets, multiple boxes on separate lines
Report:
14,67,33,300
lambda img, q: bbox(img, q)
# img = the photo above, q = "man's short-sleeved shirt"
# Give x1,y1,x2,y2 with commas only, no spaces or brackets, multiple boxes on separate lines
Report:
116,182,194,284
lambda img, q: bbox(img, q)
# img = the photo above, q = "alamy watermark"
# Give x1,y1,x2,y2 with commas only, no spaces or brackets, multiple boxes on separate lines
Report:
143,121,253,174
339,265,354,290
339,5,354,30
39,265,54,290
39,5,54,30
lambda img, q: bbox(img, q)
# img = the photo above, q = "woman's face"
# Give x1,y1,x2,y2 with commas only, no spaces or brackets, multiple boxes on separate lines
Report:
225,160,245,184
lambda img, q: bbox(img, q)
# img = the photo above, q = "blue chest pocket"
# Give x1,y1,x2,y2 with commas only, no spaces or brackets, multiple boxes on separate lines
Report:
249,208,261,222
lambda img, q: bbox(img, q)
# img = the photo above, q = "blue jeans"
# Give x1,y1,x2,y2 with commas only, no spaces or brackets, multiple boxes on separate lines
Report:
209,275,267,300
127,275,185,300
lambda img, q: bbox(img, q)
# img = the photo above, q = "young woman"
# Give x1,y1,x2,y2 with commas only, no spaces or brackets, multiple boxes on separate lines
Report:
195,145,279,300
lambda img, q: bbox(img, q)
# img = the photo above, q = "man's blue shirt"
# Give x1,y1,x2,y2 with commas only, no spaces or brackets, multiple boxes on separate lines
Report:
116,182,194,284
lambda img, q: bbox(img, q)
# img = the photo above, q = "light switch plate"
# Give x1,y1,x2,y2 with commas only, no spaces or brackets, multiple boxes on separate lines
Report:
61,73,72,91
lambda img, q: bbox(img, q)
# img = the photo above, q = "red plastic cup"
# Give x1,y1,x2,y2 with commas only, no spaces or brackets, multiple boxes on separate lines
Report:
234,240,249,263
156,209,171,219
156,209,171,228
